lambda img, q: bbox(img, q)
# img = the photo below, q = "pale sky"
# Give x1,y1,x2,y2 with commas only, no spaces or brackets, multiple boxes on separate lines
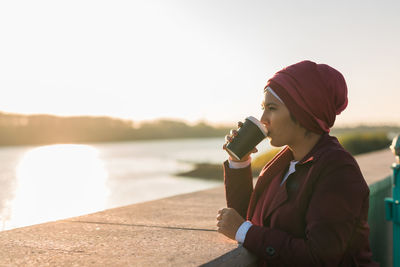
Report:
0,0,399,126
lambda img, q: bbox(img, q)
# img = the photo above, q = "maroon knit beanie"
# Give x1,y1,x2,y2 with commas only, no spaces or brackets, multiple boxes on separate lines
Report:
265,60,348,134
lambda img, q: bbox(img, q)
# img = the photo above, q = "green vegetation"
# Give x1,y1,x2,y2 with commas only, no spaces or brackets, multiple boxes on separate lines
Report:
338,131,391,156
251,148,281,175
176,163,223,180
177,130,396,180
249,131,392,174
331,125,400,136
0,112,230,146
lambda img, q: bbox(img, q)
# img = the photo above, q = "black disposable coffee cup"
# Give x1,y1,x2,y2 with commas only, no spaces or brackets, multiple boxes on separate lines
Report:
225,116,268,161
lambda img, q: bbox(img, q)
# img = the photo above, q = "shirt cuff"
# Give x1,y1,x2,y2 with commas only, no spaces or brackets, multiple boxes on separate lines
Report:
228,157,252,169
235,221,253,244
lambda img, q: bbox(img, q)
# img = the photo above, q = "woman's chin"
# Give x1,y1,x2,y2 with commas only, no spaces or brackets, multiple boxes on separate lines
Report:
269,138,283,148
267,136,275,145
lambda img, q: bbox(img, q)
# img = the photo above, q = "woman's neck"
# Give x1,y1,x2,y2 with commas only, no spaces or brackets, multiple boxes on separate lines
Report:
289,132,322,161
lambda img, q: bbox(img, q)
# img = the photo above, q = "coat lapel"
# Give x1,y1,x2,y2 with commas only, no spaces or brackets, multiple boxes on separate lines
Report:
246,146,293,220
264,177,289,220
253,134,329,222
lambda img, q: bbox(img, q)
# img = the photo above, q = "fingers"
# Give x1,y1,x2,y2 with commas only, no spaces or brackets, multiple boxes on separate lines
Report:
217,209,225,228
230,129,238,136
225,130,238,142
216,210,226,233
224,135,232,143
222,137,229,150
216,209,223,221
216,208,243,240
223,134,233,150
223,129,238,150
217,207,230,221
223,122,242,150
218,208,227,214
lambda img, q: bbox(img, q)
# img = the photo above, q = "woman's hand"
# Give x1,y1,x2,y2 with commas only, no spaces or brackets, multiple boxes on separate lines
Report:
216,208,245,240
223,121,258,162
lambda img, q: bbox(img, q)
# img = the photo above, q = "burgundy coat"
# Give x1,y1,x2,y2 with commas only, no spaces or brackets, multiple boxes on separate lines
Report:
223,134,378,266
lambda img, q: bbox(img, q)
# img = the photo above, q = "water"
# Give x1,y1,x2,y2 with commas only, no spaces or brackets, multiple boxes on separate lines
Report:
0,137,270,231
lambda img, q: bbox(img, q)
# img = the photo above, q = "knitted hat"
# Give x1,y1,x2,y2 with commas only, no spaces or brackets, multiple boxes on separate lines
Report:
265,60,348,134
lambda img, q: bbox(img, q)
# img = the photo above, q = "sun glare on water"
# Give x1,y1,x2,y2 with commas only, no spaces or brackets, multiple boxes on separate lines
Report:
6,144,109,230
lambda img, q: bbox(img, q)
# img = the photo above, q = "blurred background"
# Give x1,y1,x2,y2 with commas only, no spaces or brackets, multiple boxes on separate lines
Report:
1,0,399,231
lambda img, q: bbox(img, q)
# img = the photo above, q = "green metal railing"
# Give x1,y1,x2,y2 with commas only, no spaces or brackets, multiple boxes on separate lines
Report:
384,135,400,267
370,175,392,267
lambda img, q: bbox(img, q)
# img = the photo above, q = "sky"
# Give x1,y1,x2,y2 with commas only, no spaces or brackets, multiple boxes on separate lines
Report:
0,0,399,127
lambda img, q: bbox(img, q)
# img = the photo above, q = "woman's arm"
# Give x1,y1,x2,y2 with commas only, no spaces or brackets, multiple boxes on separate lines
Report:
223,160,254,219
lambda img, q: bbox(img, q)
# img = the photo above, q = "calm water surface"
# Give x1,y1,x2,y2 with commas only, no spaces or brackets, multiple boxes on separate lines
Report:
0,137,270,231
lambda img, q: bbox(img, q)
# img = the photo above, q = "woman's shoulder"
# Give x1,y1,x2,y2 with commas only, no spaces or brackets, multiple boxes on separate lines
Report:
313,135,368,187
317,135,358,166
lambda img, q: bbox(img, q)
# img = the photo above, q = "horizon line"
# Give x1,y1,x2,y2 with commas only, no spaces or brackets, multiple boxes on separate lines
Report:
1,110,399,128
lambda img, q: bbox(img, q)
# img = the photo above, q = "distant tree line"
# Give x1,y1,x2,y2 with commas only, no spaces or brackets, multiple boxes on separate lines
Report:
1,111,399,147
0,112,230,146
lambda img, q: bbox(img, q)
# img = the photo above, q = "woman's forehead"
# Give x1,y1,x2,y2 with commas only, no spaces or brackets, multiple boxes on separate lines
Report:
264,90,283,105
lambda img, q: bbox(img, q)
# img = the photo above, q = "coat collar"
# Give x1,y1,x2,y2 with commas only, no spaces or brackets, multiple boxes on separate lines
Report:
296,133,336,166
247,133,339,221
246,146,293,220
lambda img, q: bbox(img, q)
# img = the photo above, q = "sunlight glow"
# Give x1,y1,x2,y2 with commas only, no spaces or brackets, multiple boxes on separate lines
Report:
7,144,109,230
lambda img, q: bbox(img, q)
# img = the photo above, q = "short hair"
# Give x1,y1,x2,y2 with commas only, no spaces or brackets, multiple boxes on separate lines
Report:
289,112,311,137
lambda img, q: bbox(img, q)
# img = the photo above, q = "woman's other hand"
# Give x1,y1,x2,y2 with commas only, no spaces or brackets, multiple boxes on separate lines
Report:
223,121,258,162
216,208,245,240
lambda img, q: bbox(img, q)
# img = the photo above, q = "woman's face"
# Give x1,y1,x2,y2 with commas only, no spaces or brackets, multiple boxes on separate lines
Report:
260,91,305,147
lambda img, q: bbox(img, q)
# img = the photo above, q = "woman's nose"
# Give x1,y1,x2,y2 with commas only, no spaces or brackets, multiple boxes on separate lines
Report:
260,110,270,126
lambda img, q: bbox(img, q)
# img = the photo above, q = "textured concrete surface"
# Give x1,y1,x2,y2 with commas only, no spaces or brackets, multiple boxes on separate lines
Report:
0,187,237,266
0,148,394,266
354,148,394,185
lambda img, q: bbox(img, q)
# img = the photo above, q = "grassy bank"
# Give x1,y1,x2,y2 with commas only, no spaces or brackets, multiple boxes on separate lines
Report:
176,131,394,180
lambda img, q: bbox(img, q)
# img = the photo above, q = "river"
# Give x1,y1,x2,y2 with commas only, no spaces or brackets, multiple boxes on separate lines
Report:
0,137,270,231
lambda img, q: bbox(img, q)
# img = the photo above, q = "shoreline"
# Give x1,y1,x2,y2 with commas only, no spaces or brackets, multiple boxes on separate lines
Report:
175,162,261,180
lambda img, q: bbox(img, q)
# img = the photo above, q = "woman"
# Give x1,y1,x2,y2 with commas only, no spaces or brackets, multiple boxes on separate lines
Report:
217,60,378,266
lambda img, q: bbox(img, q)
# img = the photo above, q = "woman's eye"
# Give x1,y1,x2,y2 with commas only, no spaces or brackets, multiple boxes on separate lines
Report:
261,103,276,111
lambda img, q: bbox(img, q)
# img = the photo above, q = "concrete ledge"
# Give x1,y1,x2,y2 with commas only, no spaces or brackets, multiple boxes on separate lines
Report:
0,148,394,266
0,187,237,266
200,246,258,267
353,148,393,185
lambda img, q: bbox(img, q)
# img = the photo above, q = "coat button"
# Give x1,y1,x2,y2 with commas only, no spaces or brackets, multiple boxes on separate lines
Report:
266,246,275,256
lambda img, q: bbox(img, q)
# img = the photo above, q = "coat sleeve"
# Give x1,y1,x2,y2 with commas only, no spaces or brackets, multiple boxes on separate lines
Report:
223,160,254,219
242,155,373,266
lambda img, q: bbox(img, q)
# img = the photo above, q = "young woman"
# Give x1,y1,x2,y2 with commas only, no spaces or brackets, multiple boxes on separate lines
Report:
217,61,378,266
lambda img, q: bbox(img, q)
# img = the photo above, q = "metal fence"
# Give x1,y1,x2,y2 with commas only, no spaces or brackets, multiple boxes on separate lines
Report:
369,175,393,267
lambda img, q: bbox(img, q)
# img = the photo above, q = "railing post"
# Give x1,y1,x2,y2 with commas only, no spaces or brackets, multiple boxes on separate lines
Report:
385,134,400,267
